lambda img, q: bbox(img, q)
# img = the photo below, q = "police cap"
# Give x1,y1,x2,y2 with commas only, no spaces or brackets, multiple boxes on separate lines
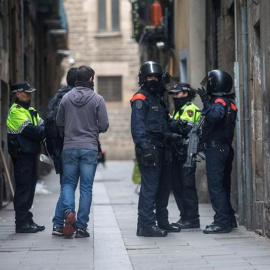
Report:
11,81,37,94
168,82,190,94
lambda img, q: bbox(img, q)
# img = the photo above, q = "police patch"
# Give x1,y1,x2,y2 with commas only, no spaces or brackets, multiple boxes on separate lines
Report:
187,110,194,117
136,100,143,109
152,106,159,111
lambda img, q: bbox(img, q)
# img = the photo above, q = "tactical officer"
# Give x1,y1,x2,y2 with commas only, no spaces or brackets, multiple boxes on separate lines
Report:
130,61,180,237
168,83,201,229
7,82,45,233
197,70,237,234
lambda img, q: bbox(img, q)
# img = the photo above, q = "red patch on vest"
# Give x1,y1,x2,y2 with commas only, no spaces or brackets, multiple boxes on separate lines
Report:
130,93,146,102
215,98,226,106
230,103,237,111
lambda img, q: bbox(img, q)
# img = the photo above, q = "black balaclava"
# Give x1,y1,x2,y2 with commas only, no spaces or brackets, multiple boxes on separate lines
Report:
173,95,192,112
143,77,162,93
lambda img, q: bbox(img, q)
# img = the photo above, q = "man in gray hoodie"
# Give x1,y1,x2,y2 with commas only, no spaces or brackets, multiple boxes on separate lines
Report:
56,65,109,238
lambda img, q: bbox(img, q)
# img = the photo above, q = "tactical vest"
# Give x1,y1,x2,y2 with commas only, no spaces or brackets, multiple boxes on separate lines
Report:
132,89,170,140
202,97,237,145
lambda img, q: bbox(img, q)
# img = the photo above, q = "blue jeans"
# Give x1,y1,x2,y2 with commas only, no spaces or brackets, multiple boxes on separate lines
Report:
62,149,98,228
52,173,64,227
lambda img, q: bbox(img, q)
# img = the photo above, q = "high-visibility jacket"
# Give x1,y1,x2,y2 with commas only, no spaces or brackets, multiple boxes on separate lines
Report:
173,102,201,125
171,102,201,158
7,102,44,156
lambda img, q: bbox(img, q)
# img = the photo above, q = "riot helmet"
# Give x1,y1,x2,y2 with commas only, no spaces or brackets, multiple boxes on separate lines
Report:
201,70,233,96
138,61,163,86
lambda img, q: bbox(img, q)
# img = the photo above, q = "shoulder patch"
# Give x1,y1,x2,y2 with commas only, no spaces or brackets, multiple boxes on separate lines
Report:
135,100,143,109
230,102,237,111
215,98,226,106
130,93,146,103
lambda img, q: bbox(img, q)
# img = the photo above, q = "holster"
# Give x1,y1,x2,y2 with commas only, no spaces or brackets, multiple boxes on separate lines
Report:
136,146,159,168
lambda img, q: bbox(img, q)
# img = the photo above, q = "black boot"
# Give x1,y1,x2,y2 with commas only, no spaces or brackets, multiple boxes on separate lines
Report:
137,225,168,237
172,218,200,229
158,223,181,233
203,224,232,234
16,222,39,233
30,221,45,231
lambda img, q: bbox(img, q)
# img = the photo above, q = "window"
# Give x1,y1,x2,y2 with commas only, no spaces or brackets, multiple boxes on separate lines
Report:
98,76,122,102
179,49,188,83
98,0,120,32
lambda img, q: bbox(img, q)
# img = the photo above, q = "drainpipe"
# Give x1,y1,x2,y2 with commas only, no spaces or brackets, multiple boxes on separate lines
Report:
240,0,252,229
21,0,24,79
234,0,244,225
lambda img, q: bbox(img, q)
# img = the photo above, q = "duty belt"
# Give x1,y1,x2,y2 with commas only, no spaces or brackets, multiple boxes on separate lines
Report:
150,139,164,148
204,140,227,149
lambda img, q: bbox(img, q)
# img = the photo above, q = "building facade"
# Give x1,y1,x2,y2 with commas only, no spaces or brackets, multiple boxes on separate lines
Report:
0,0,68,208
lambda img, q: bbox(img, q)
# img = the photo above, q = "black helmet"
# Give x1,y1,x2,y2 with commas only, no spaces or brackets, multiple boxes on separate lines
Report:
138,61,163,86
202,70,233,95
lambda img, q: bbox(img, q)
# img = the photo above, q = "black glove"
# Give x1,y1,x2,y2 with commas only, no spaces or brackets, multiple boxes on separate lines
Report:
197,87,209,106
168,119,187,134
164,132,182,142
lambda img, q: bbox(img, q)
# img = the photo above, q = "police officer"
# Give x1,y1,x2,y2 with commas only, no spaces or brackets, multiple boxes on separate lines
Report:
168,83,201,229
197,70,237,234
130,61,180,237
7,82,45,233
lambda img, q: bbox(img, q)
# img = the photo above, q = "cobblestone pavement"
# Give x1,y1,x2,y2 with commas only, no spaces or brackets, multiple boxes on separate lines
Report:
1,161,270,270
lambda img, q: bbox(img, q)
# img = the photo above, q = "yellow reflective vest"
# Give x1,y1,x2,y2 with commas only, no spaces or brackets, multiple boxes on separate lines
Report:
173,102,201,125
7,103,44,155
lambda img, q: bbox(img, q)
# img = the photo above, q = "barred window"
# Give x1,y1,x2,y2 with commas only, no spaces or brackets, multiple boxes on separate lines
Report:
98,76,122,102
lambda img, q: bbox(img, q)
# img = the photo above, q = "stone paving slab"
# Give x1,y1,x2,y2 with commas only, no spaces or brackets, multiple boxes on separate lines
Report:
1,161,270,269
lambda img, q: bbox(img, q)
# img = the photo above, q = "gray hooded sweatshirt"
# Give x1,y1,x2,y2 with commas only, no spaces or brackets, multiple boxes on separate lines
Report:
56,86,109,151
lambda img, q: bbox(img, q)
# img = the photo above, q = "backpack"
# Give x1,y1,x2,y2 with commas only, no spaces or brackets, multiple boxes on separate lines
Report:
44,94,62,140
44,85,72,140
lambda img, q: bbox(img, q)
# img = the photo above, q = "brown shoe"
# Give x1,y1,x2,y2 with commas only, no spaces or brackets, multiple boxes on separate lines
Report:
63,212,76,237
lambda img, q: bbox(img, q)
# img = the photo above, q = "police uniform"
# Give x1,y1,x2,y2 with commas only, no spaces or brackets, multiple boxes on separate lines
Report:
197,70,237,234
131,61,179,237
7,82,45,233
131,88,170,234
168,83,201,229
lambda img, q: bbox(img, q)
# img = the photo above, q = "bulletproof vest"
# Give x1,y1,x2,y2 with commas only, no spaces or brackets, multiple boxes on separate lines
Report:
202,97,237,145
138,89,170,138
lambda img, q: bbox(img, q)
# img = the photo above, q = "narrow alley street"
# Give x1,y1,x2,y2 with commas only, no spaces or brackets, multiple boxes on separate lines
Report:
0,161,270,270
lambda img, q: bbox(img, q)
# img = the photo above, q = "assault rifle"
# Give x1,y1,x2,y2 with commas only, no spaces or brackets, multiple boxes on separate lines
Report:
184,112,205,168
